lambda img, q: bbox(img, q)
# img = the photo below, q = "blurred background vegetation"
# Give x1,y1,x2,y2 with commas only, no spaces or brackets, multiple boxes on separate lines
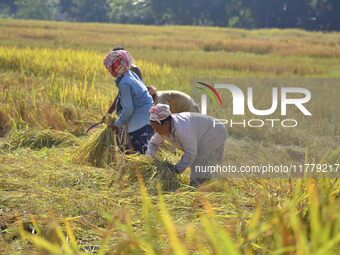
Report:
0,0,339,30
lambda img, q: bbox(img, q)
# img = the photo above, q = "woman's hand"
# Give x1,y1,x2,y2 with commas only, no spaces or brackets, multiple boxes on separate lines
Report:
109,122,117,132
101,113,109,123
164,162,179,174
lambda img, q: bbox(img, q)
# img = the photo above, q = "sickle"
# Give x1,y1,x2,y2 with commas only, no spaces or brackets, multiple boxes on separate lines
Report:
86,121,103,134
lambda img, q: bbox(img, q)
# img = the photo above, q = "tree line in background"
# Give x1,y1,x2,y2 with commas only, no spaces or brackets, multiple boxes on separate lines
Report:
0,0,339,31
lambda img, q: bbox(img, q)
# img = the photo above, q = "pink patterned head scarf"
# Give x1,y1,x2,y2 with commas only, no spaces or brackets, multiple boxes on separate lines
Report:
103,50,132,77
149,104,171,124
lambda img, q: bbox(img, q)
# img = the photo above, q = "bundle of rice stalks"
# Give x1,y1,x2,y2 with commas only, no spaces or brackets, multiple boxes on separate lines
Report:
154,159,181,191
4,128,78,150
123,151,182,191
72,116,117,167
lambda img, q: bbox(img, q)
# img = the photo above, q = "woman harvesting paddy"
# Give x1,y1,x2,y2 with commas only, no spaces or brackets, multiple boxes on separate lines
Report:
103,49,154,154
146,104,228,187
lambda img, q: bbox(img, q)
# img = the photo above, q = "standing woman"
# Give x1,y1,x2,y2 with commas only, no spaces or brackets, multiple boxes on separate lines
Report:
102,46,143,119
103,49,153,154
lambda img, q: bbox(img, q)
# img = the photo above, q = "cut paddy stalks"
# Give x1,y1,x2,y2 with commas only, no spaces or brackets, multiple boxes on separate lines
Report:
4,127,78,150
72,116,118,167
72,115,182,190
124,152,182,191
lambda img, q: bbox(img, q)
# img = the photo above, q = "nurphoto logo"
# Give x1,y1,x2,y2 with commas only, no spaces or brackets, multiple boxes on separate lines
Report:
195,81,312,128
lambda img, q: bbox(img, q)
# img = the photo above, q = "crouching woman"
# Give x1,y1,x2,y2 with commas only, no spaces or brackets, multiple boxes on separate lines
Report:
146,104,227,187
103,49,154,154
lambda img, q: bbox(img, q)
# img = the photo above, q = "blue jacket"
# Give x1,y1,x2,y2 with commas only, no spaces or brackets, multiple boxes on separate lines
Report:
114,70,153,133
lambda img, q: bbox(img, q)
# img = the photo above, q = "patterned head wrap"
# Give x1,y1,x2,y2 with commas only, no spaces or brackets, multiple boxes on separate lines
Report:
149,104,171,124
103,50,132,77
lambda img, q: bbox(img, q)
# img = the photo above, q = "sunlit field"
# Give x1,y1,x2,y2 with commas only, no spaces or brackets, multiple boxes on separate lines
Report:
0,19,339,254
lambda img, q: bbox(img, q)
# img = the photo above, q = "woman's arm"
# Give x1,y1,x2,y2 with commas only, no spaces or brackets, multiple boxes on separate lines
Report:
102,95,119,122
145,133,165,156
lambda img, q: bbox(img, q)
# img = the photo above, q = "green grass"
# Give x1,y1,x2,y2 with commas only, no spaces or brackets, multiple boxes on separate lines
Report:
0,19,339,254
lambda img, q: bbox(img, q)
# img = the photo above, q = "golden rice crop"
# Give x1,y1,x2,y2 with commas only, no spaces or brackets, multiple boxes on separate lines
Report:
72,115,118,167
3,127,78,150
123,152,182,191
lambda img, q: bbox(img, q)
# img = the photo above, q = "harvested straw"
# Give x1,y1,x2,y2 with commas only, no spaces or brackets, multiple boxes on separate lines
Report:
72,116,117,167
124,152,181,191
154,159,180,191
5,128,78,150
72,116,181,189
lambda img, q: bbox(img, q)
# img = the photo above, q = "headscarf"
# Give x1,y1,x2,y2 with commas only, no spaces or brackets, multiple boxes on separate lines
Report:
103,50,132,77
149,104,171,124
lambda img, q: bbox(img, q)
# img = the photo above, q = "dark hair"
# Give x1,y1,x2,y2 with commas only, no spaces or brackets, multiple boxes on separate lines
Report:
160,115,172,125
146,86,155,101
151,115,172,125
112,46,125,51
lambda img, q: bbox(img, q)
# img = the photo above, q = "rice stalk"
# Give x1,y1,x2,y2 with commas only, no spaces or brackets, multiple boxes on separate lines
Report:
4,127,78,150
124,151,181,191
72,116,117,167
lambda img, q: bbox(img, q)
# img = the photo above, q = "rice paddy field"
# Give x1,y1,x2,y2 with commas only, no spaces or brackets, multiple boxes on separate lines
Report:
0,19,340,254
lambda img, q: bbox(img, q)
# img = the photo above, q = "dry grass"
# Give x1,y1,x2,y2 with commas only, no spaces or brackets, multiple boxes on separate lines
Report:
72,116,117,167
1,19,340,59
1,19,340,80
1,127,78,151
122,151,183,192
0,147,339,254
